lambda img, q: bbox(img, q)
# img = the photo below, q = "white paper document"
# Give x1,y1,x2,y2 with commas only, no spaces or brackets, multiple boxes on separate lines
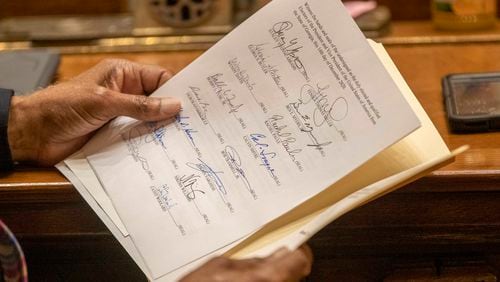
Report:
64,152,128,236
79,0,420,278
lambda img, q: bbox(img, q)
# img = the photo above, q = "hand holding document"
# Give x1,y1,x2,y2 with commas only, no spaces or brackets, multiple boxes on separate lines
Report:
57,0,466,280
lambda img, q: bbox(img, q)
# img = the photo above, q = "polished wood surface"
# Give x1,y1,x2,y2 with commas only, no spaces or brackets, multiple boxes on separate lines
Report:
353,0,500,20
2,43,499,189
388,43,500,173
1,22,500,281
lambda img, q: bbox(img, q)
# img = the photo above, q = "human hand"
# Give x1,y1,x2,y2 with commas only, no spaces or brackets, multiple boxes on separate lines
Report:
7,59,181,166
180,245,313,282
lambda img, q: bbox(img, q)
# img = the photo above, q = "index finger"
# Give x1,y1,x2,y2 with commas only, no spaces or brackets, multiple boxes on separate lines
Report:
133,62,174,94
75,59,173,95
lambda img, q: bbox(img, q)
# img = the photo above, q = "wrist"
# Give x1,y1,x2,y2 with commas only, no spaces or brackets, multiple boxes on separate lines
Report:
8,96,39,163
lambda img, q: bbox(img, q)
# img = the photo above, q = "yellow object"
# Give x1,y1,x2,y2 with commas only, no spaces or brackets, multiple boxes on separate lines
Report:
226,41,463,259
432,0,497,30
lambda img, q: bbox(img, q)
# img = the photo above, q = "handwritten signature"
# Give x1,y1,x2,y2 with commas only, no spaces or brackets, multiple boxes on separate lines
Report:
299,83,349,127
271,21,309,82
247,43,269,75
151,184,177,210
187,158,227,196
287,102,332,155
229,58,257,92
190,86,210,112
176,115,198,146
143,121,167,149
266,115,302,160
207,73,243,114
223,146,254,198
177,174,205,201
123,127,151,172
250,133,277,177
187,86,210,123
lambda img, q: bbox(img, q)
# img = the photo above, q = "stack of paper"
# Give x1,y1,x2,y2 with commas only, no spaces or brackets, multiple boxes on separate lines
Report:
57,0,465,280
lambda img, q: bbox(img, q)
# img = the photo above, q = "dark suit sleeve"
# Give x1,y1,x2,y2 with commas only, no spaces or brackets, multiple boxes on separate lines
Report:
0,88,14,171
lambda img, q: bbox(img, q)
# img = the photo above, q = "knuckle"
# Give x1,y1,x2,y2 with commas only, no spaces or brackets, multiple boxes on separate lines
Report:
92,86,115,110
94,85,111,96
93,86,116,104
100,59,133,80
133,95,150,114
101,58,128,67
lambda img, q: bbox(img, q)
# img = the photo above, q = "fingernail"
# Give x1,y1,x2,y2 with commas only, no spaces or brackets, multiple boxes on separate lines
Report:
160,97,182,114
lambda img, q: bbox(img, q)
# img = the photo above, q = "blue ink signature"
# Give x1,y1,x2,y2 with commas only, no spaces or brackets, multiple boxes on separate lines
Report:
186,159,227,196
176,115,198,146
224,146,253,194
152,184,178,210
145,121,168,149
250,134,277,177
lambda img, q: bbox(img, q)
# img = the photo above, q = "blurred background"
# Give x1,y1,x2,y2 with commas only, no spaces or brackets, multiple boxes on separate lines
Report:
0,0,497,52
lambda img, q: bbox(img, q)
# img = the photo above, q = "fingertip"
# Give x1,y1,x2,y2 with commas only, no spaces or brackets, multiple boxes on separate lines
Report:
274,245,313,278
109,91,181,121
294,245,313,276
160,97,182,117
298,244,313,264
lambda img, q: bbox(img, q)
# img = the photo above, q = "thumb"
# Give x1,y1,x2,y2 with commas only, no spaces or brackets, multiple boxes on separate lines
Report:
266,245,313,279
107,91,182,121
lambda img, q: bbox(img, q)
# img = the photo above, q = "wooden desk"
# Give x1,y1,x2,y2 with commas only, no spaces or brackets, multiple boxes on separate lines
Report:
1,42,500,281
